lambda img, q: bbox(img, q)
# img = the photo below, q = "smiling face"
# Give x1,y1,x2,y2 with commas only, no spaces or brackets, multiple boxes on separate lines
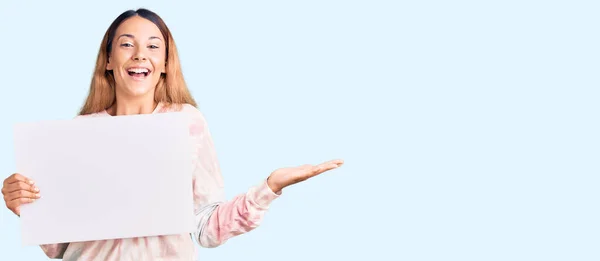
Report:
106,15,166,99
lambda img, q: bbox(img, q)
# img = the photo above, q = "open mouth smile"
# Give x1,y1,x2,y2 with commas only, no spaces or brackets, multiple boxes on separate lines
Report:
126,67,151,79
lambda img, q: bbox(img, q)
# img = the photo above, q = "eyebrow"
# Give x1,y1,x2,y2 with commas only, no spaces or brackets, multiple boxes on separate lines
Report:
117,34,163,41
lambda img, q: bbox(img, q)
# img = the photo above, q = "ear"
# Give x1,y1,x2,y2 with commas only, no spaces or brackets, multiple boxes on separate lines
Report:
106,56,113,70
162,62,166,73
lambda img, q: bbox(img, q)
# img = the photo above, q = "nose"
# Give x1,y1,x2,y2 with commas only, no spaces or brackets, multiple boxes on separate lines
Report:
133,55,146,61
133,48,147,61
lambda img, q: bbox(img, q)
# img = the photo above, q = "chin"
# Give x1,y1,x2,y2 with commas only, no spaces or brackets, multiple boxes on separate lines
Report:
126,84,156,97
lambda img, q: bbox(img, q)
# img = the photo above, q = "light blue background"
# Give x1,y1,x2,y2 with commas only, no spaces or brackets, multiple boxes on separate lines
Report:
1,0,598,260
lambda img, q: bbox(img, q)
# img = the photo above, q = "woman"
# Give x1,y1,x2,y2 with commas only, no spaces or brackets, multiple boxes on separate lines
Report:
1,8,343,261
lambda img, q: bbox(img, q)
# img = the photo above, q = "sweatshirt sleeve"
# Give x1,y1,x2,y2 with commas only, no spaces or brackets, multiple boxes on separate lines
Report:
185,105,280,248
40,243,69,259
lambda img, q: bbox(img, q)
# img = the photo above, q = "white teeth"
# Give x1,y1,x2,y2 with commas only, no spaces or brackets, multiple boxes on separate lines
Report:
128,68,149,73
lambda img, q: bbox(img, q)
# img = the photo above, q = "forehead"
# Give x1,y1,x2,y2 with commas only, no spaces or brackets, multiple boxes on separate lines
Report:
115,16,163,40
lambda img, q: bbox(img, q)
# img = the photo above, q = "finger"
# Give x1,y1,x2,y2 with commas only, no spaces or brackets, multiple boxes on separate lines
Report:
5,181,38,194
3,181,39,195
322,159,344,167
5,189,40,202
4,173,34,186
308,162,341,177
3,173,16,186
11,197,37,204
319,160,343,170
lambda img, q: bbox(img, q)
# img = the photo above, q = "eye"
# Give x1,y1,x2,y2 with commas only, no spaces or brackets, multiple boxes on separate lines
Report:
149,44,160,49
120,43,133,47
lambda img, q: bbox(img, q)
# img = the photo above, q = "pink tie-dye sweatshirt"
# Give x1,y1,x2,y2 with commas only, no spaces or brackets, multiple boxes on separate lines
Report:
38,103,280,260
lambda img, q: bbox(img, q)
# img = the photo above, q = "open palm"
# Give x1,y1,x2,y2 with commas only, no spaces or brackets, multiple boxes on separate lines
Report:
267,159,344,193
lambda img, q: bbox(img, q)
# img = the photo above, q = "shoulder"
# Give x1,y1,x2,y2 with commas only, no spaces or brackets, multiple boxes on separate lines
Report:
160,103,205,120
161,103,210,135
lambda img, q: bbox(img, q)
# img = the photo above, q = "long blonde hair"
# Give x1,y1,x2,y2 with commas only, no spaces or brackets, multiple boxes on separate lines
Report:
79,8,197,115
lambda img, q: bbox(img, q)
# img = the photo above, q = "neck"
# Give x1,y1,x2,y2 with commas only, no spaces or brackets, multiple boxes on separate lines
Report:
108,92,158,116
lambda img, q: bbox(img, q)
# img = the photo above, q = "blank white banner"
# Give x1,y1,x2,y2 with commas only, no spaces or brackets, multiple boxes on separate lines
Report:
13,112,196,246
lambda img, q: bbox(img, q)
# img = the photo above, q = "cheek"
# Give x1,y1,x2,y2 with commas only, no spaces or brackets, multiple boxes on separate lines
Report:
151,53,166,73
109,57,127,73
156,64,165,74
110,49,129,64
154,60,166,73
